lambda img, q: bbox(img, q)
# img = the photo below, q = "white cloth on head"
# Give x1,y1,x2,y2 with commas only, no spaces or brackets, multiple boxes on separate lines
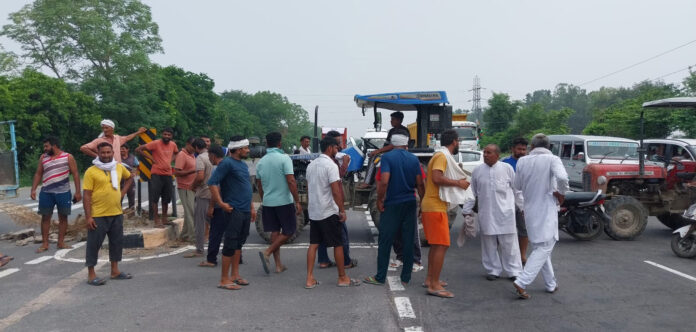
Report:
466,161,521,235
481,234,523,277
513,147,569,243
514,239,557,291
100,119,115,128
92,157,119,189
435,148,474,209
390,134,409,147
228,139,249,150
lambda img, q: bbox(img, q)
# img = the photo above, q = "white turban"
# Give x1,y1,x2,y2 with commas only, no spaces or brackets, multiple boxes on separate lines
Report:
100,119,115,128
391,134,409,147
228,139,249,150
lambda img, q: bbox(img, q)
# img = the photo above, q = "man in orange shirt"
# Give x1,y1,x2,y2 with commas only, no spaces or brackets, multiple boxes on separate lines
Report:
135,128,179,228
175,137,198,241
421,129,470,298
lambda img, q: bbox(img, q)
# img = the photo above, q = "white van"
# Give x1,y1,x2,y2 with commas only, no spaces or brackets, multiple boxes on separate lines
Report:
548,135,640,189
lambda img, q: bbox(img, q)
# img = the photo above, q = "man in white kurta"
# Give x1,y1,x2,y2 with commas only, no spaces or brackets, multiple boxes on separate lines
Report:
464,144,523,280
512,134,569,299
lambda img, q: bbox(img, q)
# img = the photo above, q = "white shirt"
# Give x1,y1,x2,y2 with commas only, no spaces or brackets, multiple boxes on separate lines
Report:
306,154,341,220
470,161,518,235
299,146,312,155
514,148,569,243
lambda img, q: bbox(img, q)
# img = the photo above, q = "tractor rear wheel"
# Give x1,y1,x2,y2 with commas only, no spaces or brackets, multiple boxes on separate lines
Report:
603,196,648,240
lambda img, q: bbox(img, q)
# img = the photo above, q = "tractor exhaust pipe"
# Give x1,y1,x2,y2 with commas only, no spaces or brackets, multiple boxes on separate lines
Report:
312,105,319,153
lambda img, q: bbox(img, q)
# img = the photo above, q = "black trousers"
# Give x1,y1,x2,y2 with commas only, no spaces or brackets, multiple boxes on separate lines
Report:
85,215,124,267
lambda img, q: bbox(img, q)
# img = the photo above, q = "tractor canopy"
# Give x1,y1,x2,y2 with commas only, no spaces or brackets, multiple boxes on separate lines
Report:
354,91,449,111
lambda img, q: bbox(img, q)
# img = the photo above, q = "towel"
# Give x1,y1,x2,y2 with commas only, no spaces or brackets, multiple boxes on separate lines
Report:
456,214,478,247
436,148,474,210
92,158,119,189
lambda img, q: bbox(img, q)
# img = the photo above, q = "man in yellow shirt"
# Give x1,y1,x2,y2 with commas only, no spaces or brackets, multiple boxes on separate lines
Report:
83,142,133,286
421,129,470,298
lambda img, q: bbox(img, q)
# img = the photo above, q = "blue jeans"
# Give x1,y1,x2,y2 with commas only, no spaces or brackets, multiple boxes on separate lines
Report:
318,221,352,265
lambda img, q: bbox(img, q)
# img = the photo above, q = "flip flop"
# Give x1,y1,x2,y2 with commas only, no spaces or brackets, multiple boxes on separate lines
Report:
198,261,217,267
337,278,362,287
421,280,448,288
304,280,321,289
513,283,530,299
344,259,358,269
363,276,384,286
427,289,455,298
87,277,107,286
258,251,270,274
0,256,13,268
35,247,49,253
217,283,241,291
233,278,249,286
110,272,133,280
319,261,336,269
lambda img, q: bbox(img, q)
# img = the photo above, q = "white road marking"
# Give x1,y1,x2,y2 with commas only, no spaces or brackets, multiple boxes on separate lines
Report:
25,256,53,265
22,202,39,207
404,327,424,332
367,221,375,228
364,211,370,215
644,260,696,282
54,242,197,263
0,268,20,279
0,262,106,330
394,297,416,319
387,276,405,291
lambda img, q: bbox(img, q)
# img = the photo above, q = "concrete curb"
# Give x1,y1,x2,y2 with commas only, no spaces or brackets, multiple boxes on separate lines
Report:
122,218,184,249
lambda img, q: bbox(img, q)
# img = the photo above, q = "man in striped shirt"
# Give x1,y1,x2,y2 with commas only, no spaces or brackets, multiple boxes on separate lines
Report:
30,137,82,253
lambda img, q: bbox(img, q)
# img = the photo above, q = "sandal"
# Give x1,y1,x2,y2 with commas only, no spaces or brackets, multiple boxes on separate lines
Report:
110,272,133,280
304,280,320,289
258,251,270,274
87,277,107,286
344,259,358,269
0,255,13,268
319,261,336,269
513,283,530,299
198,261,217,267
36,247,49,253
363,276,384,286
217,283,241,291
337,278,362,287
233,278,249,286
427,289,455,298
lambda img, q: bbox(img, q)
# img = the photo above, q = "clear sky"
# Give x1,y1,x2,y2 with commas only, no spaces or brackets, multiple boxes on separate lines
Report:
1,0,695,138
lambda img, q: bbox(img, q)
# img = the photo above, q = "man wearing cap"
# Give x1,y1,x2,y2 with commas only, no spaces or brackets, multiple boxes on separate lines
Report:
208,136,256,290
363,133,424,287
80,119,147,163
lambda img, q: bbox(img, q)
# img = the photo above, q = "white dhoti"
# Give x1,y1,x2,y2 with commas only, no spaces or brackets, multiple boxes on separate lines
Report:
514,239,557,292
481,233,523,277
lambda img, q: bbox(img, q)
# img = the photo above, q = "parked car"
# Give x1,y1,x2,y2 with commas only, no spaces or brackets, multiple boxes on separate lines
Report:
455,149,483,174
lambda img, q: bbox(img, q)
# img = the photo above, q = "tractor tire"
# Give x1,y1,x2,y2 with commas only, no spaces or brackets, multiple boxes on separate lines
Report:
657,213,691,230
603,196,648,241
367,189,380,229
254,205,304,244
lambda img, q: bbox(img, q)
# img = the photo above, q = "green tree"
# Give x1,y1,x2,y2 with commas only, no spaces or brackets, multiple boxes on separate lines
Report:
482,92,519,136
0,44,19,75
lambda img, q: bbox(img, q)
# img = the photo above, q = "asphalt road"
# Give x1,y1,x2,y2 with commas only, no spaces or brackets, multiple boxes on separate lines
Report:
0,197,695,331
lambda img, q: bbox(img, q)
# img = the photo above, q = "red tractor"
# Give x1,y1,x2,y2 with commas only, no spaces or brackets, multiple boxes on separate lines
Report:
582,97,696,240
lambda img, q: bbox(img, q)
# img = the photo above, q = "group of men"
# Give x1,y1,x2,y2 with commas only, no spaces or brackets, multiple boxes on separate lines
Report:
18,115,568,298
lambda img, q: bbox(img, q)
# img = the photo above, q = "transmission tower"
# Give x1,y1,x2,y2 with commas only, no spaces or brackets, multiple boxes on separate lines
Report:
468,76,483,123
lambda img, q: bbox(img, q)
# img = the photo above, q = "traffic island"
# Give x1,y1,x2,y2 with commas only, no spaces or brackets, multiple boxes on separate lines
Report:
122,218,184,249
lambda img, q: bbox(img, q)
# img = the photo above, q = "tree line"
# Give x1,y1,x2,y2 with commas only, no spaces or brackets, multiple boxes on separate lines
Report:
0,0,313,180
478,74,696,152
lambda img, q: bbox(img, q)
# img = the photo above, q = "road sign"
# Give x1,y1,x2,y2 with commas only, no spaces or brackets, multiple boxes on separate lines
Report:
137,128,157,182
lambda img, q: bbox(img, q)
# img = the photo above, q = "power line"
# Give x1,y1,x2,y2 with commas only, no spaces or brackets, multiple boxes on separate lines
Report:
578,39,696,87
649,64,695,81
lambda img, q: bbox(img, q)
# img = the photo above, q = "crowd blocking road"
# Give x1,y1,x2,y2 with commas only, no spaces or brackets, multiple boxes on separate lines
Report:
0,199,695,331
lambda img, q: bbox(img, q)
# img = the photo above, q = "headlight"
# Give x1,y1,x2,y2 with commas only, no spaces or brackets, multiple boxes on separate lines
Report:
597,176,607,185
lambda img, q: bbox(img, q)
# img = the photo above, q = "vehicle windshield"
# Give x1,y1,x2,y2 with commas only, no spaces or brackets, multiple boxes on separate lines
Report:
458,151,481,162
587,141,639,159
454,127,477,140
364,138,386,149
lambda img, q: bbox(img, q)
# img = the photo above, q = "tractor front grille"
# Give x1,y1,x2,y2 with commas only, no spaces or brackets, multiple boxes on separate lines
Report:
582,171,592,191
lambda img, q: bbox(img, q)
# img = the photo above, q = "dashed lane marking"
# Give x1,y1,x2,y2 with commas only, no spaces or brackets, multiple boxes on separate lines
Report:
394,297,416,319
387,276,405,291
367,221,376,228
22,202,39,207
404,327,424,332
644,260,696,282
24,256,53,265
0,268,20,279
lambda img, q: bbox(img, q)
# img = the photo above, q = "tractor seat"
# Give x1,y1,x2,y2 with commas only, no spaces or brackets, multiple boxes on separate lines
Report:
563,192,598,205
676,172,696,181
